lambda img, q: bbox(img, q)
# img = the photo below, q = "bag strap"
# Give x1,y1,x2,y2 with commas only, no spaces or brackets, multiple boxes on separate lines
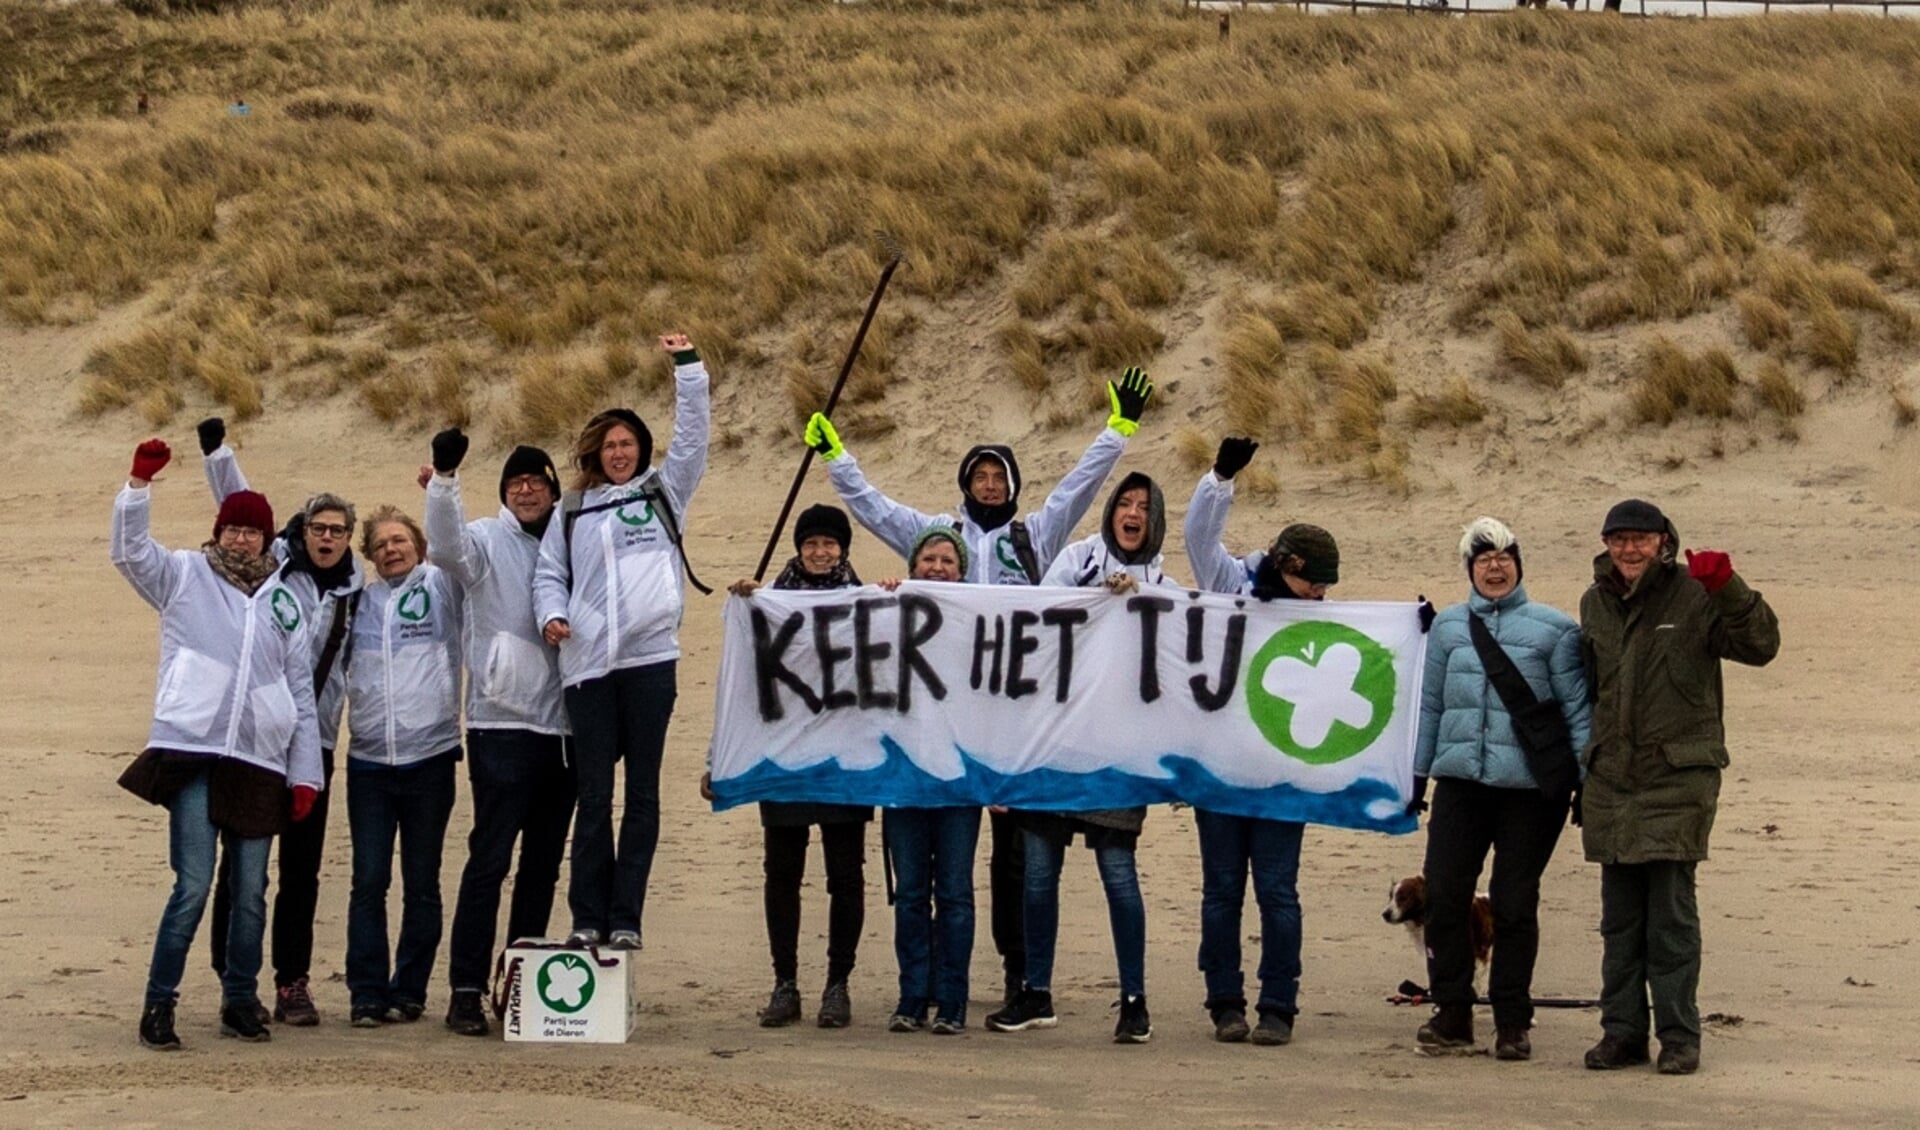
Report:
562,482,712,596
1008,520,1043,587
311,592,353,697
1467,612,1545,717
489,951,522,1021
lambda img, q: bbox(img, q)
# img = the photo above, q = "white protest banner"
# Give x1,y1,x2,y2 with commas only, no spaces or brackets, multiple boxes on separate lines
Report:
709,584,1428,834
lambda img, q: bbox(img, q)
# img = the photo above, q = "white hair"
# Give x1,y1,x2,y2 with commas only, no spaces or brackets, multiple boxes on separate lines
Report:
1458,516,1517,566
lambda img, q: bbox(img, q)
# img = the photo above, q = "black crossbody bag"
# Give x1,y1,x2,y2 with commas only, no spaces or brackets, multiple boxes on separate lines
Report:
1466,613,1579,797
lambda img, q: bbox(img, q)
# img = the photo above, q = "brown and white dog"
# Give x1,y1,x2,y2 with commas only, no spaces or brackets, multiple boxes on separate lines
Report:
1382,874,1494,990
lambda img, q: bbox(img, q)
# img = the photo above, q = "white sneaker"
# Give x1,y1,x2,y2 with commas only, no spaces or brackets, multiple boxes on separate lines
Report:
606,930,642,951
565,927,602,948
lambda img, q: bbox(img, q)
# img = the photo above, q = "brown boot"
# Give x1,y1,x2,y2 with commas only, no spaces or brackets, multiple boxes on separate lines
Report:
1585,1033,1651,1070
1656,1041,1700,1075
1416,1003,1474,1052
1494,1025,1532,1061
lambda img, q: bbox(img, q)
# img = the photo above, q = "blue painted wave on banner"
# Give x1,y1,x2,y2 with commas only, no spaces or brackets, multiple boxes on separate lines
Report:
711,737,1415,835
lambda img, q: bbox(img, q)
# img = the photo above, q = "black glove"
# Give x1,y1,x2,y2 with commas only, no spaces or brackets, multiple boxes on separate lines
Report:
1213,437,1259,481
1417,597,1437,633
196,417,225,457
1405,776,1429,819
431,427,470,474
1569,787,1584,828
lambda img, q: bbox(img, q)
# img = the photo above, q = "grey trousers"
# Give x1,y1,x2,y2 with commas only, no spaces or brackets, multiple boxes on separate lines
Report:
1599,860,1701,1046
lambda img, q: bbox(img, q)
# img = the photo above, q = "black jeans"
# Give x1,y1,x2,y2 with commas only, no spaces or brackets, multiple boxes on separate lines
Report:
988,808,1026,986
211,747,335,988
565,660,676,936
446,729,576,993
763,822,866,986
1422,777,1570,1029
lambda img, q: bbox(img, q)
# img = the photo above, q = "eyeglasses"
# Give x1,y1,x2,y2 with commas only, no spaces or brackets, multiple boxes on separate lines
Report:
1604,532,1662,550
503,476,550,496
221,527,266,544
1472,552,1517,569
307,522,351,539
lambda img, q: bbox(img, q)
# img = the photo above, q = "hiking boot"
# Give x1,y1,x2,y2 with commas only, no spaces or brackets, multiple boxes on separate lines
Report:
930,1015,965,1035
350,1005,388,1028
1495,1025,1532,1061
985,988,1057,1033
219,1002,272,1042
817,981,852,1029
1113,995,1152,1044
1656,1041,1700,1075
275,977,319,1027
445,989,490,1037
139,999,181,1051
607,929,642,951
565,927,602,948
387,1000,425,1023
1250,1009,1294,1047
886,1011,927,1034
1001,971,1022,1011
759,980,802,1028
1584,1033,1651,1070
1211,1006,1250,1043
250,997,273,1028
1416,1003,1474,1052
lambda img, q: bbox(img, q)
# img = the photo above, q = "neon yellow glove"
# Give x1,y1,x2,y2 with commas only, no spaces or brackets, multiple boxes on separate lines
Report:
1106,366,1153,438
804,412,845,461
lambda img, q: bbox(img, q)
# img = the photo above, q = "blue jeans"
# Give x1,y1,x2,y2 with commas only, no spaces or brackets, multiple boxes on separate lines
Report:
346,751,457,1011
1022,830,1146,999
146,767,270,1007
447,730,576,992
1195,808,1304,1017
884,807,980,1023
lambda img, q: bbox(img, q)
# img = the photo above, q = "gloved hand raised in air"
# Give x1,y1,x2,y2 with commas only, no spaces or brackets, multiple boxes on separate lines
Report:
131,439,172,484
1213,437,1259,481
1105,366,1154,437
804,412,845,462
431,427,470,475
196,417,225,457
1685,549,1733,594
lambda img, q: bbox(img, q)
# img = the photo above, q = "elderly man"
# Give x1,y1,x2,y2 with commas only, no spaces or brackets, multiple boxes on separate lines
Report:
1578,499,1779,1076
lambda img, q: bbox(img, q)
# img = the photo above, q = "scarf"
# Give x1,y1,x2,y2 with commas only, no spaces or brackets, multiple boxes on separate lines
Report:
203,542,281,595
772,556,861,591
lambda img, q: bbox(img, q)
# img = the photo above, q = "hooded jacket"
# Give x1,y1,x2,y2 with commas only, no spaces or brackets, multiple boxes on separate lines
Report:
1041,471,1176,589
113,486,323,790
533,358,710,687
345,561,464,766
425,472,567,735
1415,584,1591,790
204,445,364,752
1184,470,1274,597
825,422,1127,585
1577,528,1779,864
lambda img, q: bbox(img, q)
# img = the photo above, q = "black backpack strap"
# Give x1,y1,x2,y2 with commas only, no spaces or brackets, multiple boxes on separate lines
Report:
311,591,354,696
562,483,712,596
334,591,364,677
1008,520,1043,587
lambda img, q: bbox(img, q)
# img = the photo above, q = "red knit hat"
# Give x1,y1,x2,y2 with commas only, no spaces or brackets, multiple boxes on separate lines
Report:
213,490,275,539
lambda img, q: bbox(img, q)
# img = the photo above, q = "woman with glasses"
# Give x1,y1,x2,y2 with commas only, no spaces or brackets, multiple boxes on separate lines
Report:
533,334,711,951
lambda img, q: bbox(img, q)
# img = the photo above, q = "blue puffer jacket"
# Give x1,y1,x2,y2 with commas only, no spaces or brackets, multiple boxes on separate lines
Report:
1415,584,1591,789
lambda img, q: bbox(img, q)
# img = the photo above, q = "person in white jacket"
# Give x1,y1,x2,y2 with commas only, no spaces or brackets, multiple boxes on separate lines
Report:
420,429,573,1037
197,419,362,1028
533,333,710,950
113,438,321,1051
342,505,464,1028
800,365,1154,1005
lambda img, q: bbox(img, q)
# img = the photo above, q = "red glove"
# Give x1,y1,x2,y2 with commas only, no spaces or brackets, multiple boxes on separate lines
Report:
130,439,172,483
291,785,318,823
1685,549,1733,594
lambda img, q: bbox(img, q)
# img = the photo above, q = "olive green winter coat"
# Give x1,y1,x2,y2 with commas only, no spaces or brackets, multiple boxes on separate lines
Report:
1578,548,1779,865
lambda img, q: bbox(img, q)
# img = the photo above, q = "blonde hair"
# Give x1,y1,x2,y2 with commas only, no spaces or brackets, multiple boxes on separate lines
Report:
360,505,427,560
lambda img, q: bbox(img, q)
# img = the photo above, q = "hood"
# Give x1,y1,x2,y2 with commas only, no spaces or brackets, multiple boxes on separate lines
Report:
958,444,1020,531
1100,471,1165,566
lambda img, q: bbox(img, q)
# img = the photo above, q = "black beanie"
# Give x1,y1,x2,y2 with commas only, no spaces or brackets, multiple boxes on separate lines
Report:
500,445,560,504
1601,498,1667,537
1273,523,1340,585
793,503,853,554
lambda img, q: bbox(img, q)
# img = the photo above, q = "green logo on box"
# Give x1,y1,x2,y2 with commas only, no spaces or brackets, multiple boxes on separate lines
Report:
537,953,596,1014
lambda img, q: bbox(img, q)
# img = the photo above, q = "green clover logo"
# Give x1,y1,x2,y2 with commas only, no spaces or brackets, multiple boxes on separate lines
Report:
616,500,655,528
994,536,1026,578
396,587,431,623
269,588,301,632
537,953,596,1014
1246,620,1396,765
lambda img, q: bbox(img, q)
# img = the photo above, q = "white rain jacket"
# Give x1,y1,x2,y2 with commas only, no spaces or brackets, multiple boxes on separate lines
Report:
1183,470,1269,597
533,359,710,688
1042,533,1176,590
825,425,1127,585
425,473,566,735
345,563,464,766
203,444,364,752
112,486,324,790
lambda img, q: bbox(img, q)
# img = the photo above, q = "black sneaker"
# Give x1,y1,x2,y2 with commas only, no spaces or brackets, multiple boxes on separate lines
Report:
139,999,181,1051
1113,995,1152,1044
387,1000,425,1023
1495,1025,1532,1061
219,1002,272,1042
985,988,1057,1032
445,989,490,1037
275,977,320,1026
1249,1009,1294,1046
1211,1006,1250,1043
817,981,852,1029
886,1012,927,1033
759,981,802,1028
350,1005,388,1028
1416,1003,1473,1052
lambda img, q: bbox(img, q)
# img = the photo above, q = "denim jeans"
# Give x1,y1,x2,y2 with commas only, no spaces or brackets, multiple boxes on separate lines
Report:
1021,830,1146,999
446,730,576,992
346,750,458,1011
146,767,271,1007
1194,808,1304,1017
565,661,676,936
211,747,335,987
884,807,980,1023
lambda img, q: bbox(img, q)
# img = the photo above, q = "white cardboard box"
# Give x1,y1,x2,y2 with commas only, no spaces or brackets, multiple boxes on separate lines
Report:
501,938,638,1044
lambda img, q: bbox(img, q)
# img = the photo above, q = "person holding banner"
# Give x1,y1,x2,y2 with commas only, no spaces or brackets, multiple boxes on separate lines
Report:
1182,437,1338,1046
420,430,575,1038
721,504,872,1032
989,472,1176,1044
112,439,322,1049
878,527,978,1033
1578,500,1778,1076
802,366,1154,1006
533,334,711,952
1410,517,1590,1061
